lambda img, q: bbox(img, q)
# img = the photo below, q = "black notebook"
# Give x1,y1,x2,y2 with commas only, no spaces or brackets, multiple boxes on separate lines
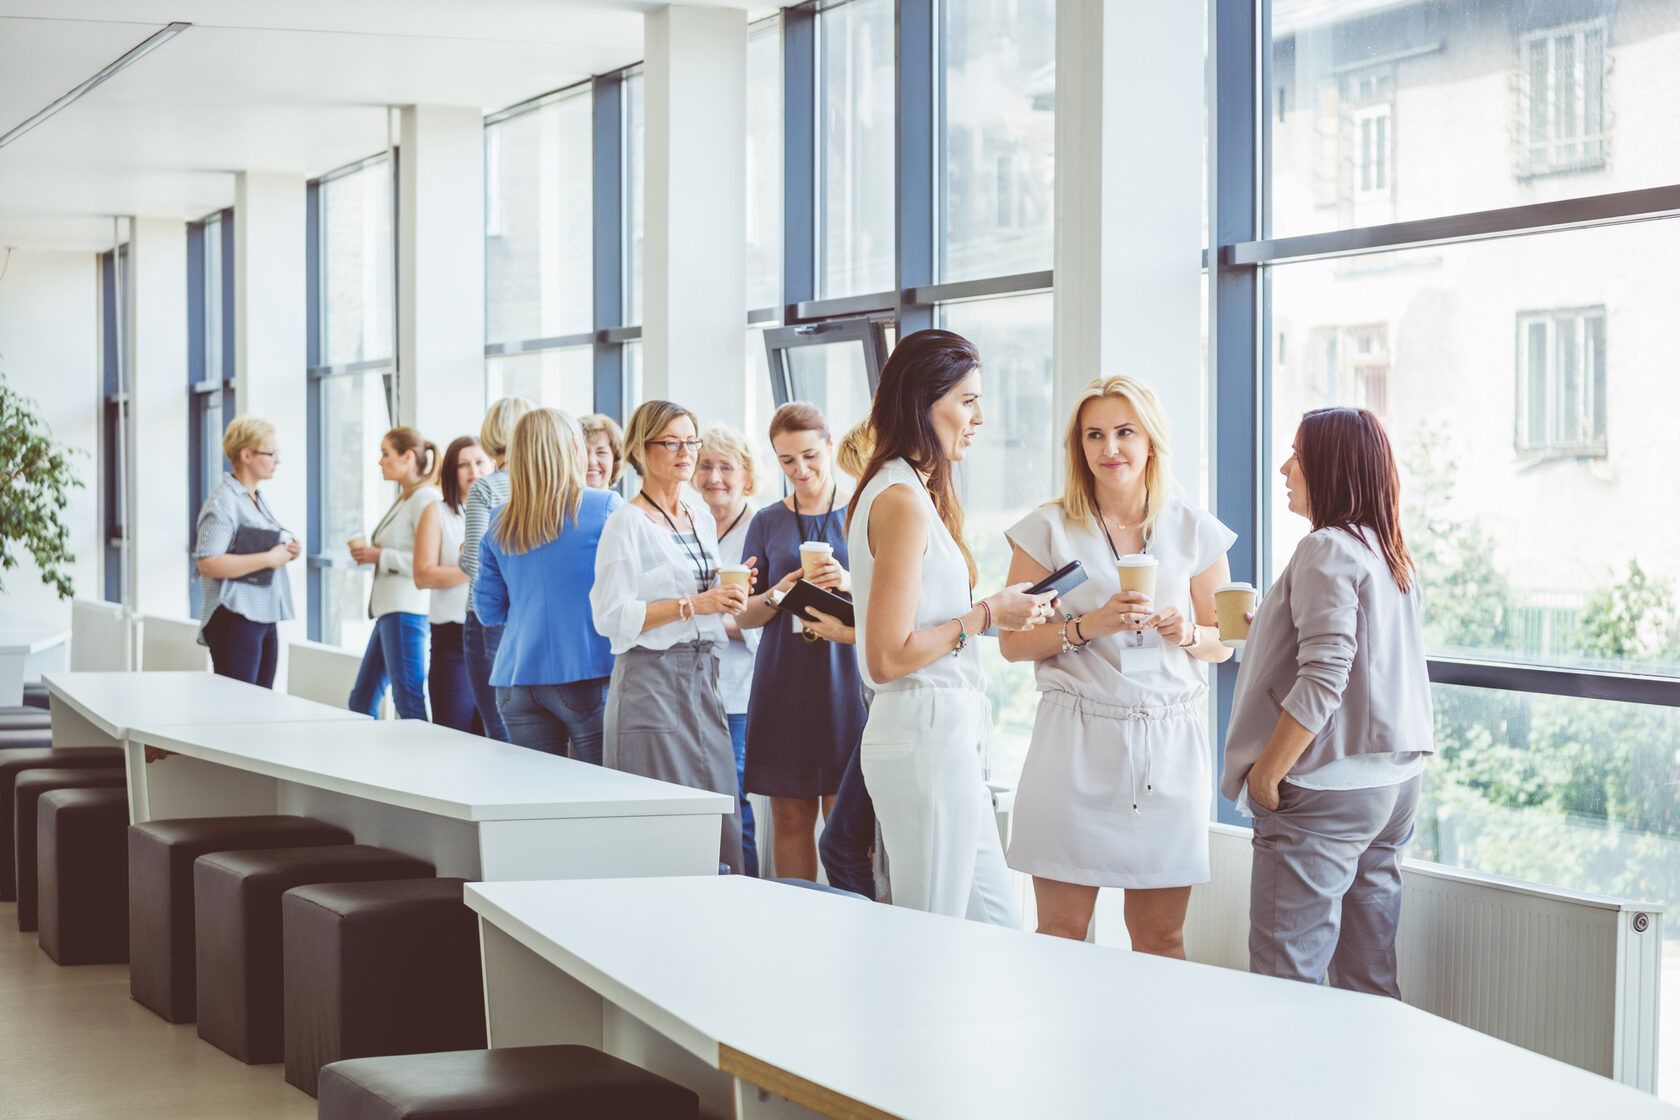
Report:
230,525,281,587
773,579,855,628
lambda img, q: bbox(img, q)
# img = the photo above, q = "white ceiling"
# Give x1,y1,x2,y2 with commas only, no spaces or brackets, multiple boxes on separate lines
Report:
0,0,759,251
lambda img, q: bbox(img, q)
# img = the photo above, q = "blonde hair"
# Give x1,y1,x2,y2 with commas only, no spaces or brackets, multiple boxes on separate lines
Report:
698,424,759,497
221,415,275,465
578,413,627,487
496,409,585,554
1056,376,1172,540
623,399,697,476
835,420,874,481
479,396,536,461
382,426,441,488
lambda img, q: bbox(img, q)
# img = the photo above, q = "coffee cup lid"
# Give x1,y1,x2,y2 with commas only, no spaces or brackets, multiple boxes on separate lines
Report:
719,564,750,572
1215,582,1257,594
801,541,833,551
1115,553,1156,566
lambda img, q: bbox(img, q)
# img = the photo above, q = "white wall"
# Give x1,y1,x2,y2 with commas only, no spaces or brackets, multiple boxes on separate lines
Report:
0,250,101,629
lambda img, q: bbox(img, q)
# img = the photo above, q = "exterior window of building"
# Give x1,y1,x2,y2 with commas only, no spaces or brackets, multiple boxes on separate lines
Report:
1306,323,1389,421
746,20,782,313
1520,21,1607,176
817,0,895,298
1516,306,1606,457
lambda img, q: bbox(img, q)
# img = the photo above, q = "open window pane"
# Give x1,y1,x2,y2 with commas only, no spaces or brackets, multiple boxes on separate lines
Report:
763,320,884,440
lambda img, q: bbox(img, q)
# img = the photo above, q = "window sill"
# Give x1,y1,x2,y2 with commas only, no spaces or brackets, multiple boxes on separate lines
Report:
1515,157,1608,181
1513,446,1608,469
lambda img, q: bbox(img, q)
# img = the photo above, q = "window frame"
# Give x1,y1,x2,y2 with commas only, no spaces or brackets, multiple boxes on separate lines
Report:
1518,18,1609,178
1514,304,1607,459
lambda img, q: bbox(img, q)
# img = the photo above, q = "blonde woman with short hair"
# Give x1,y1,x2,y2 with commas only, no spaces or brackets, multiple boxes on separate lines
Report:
473,409,623,763
192,415,300,687
579,413,627,489
999,376,1236,955
590,400,755,873
460,395,536,740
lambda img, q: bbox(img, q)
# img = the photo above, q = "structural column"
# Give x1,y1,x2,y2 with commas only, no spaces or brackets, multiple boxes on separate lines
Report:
397,104,486,445
642,5,748,415
234,171,308,661
127,217,190,620
1053,0,1205,500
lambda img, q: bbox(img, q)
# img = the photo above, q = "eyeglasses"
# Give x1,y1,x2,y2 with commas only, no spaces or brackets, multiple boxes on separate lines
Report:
252,450,281,463
646,439,703,454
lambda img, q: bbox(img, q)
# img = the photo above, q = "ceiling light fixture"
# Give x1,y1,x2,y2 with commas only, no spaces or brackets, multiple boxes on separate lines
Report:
0,21,191,152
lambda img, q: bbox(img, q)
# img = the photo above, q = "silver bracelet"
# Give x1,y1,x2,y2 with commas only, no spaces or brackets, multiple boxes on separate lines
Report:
1060,615,1084,655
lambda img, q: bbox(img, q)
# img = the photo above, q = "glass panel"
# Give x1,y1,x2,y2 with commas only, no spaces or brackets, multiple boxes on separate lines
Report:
484,91,593,343
817,0,895,298
1266,219,1680,677
746,21,783,311
320,162,394,365
484,347,594,416
625,72,645,326
938,293,1057,784
745,325,779,482
203,217,223,385
1267,2,1672,236
623,339,643,409
198,391,223,500
782,340,873,440
319,371,393,649
937,0,1055,281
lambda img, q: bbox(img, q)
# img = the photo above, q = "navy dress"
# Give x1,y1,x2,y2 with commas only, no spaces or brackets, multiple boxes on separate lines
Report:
741,498,867,799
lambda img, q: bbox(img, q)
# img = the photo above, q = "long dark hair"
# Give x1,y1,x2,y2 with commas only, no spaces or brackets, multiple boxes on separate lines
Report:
438,435,481,514
845,329,981,586
1294,407,1415,593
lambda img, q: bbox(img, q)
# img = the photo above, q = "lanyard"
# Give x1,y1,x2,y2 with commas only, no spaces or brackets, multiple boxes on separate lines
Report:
1098,489,1151,562
639,494,714,591
718,503,749,544
791,482,837,554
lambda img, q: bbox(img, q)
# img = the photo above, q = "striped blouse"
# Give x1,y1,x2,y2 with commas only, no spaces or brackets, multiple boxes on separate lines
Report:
460,469,511,605
192,473,295,641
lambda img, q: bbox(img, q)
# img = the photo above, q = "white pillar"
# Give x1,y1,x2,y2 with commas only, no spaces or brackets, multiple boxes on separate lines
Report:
643,5,748,420
127,217,190,620
234,171,308,659
1053,0,1204,499
397,104,486,447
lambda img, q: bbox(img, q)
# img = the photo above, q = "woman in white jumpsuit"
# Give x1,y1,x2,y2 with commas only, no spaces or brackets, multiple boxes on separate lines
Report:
846,328,1057,926
1000,376,1236,956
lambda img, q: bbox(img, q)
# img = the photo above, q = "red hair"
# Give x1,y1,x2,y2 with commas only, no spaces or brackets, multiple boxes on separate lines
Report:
1295,407,1415,593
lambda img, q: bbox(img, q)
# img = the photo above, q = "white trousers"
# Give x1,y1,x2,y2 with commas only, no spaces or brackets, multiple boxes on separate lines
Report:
860,687,1020,927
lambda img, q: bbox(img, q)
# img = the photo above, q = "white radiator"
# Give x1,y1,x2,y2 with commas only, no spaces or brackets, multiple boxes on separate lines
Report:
1185,823,1664,1091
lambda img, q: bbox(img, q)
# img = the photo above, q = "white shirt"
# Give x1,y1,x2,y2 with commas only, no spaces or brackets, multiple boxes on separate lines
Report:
368,485,443,619
715,507,761,714
428,504,468,626
590,498,726,655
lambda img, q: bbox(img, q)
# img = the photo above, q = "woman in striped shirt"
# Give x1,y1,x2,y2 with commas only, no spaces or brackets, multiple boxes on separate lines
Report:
460,396,535,740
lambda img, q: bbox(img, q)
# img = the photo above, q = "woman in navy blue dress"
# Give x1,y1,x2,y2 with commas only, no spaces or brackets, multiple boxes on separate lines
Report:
738,403,867,881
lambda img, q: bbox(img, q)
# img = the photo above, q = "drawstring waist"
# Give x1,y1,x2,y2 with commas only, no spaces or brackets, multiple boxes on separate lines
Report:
1042,690,1204,812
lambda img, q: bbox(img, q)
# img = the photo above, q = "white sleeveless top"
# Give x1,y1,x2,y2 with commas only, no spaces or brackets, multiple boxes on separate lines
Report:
429,505,468,625
848,458,985,695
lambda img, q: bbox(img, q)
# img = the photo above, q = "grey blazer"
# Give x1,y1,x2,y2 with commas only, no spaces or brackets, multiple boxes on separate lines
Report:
1219,525,1433,801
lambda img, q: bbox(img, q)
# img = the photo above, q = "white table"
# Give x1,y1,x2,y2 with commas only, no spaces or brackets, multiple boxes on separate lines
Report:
126,718,732,881
465,877,1680,1120
0,614,70,707
45,670,360,750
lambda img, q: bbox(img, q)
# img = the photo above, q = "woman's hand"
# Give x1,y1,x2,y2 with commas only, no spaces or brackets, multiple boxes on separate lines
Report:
987,583,1058,631
1246,765,1283,812
349,543,382,567
803,607,855,644
694,583,749,616
1149,605,1194,647
1081,591,1154,639
803,555,848,593
771,568,803,596
266,543,294,569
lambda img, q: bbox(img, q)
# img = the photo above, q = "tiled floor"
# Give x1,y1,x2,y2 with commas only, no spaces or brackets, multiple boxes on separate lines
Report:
0,901,315,1120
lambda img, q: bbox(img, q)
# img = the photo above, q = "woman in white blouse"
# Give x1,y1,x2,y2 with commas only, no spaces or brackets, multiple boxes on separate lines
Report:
348,426,442,720
590,401,756,873
414,435,494,731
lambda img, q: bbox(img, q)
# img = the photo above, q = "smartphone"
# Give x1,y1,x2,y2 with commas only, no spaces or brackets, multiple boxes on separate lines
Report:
1027,560,1087,600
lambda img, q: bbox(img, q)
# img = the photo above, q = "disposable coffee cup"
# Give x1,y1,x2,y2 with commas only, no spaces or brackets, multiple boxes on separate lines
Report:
347,536,367,550
1214,582,1258,648
800,541,834,576
719,565,751,589
1115,554,1158,600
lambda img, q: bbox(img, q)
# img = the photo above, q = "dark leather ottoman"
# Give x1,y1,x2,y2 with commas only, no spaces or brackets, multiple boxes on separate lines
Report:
14,766,126,931
317,1046,700,1119
0,729,54,752
22,682,50,710
128,815,354,1022
37,786,129,964
194,845,434,1064
0,747,124,900
0,709,52,730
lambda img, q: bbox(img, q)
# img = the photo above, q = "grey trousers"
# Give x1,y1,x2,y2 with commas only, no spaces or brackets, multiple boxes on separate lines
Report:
1248,774,1422,996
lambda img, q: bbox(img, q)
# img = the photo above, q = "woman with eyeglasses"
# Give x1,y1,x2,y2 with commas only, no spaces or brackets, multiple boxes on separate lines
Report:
591,400,756,874
192,416,299,688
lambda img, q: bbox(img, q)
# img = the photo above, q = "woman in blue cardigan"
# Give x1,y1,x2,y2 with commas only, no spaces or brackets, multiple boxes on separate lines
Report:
473,408,623,763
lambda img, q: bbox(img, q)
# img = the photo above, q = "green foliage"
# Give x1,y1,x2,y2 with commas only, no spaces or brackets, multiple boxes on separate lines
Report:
0,374,83,599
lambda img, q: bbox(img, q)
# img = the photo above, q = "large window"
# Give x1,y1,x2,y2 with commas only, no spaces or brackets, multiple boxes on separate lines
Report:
187,209,235,614
308,157,395,649
746,21,783,314
816,0,895,298
1521,20,1607,176
98,244,128,605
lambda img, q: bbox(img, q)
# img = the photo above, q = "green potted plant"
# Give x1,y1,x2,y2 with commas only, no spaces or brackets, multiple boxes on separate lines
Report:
0,373,83,599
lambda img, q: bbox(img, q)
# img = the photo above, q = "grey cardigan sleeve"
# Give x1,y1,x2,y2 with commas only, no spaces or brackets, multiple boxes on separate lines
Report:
460,478,493,584
1280,532,1361,734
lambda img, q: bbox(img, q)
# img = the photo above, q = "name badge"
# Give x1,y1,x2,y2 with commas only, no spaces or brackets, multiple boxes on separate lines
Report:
1119,631,1165,675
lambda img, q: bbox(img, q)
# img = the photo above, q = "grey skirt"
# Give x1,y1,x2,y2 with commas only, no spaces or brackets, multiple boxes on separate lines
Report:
603,640,743,874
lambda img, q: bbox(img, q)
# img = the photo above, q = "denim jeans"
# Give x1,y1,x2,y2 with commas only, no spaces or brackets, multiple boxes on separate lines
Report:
202,607,277,689
499,679,610,765
463,612,508,741
819,742,875,898
348,612,430,720
728,713,759,878
428,622,475,732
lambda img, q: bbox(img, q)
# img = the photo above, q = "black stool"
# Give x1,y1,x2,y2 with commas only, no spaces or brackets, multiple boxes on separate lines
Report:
317,1046,700,1119
0,709,52,730
0,729,53,752
283,877,486,1096
14,766,125,931
194,845,435,1063
37,786,129,964
22,682,50,710
0,748,124,900
128,815,354,1022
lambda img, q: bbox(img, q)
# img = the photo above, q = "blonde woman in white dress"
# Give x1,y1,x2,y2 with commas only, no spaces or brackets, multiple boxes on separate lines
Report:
1000,376,1236,956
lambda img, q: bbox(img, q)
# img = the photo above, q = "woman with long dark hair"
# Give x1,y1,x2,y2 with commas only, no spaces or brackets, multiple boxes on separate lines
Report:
846,329,1055,924
414,435,494,731
1222,407,1433,995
